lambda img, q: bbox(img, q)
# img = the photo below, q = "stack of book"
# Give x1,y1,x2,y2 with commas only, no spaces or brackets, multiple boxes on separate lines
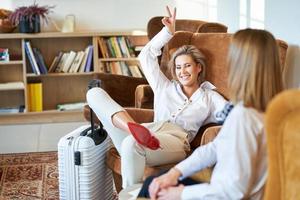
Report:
0,105,25,114
24,41,48,75
0,48,9,61
27,82,43,112
97,36,135,58
57,102,86,111
103,61,144,78
48,45,93,73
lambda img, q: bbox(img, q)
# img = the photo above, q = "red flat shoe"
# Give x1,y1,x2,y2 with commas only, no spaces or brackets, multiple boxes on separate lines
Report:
127,122,161,150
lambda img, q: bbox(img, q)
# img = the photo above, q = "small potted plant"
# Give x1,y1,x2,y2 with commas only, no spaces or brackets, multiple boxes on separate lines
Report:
9,2,54,33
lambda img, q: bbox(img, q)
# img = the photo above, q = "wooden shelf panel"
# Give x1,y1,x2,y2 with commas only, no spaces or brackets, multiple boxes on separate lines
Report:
0,110,85,125
0,31,147,39
26,72,94,78
99,58,139,62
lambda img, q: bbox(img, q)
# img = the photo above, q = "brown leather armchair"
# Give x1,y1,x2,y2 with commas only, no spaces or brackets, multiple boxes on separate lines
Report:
84,31,288,192
264,89,300,200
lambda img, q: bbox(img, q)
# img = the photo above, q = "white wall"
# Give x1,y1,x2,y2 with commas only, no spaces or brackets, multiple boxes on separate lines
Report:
0,121,88,153
217,0,240,33
265,0,300,88
6,0,175,32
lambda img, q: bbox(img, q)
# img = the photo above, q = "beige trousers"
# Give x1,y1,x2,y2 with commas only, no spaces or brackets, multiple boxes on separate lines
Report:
86,87,190,188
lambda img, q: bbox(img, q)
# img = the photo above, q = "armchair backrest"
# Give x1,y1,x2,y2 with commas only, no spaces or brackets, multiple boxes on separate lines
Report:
147,16,228,40
165,31,288,99
147,16,228,79
264,89,300,200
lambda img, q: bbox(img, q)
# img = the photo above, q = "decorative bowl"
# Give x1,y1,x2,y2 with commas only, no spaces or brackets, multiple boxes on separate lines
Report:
0,18,16,33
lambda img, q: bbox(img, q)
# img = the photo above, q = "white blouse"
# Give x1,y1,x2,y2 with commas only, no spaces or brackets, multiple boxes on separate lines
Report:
138,27,227,142
176,103,267,200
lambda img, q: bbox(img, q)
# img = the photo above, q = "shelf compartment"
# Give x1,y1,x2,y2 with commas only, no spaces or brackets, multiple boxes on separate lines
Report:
37,75,92,110
28,37,93,69
0,39,23,60
0,64,24,83
0,90,25,108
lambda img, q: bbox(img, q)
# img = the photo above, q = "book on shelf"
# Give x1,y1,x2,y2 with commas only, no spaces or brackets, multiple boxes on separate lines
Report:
129,64,144,78
125,37,136,57
0,105,25,114
0,48,9,61
48,52,63,73
120,61,132,76
134,46,144,52
113,62,123,75
117,36,131,57
97,37,109,58
33,48,48,74
105,38,116,57
0,81,24,90
61,51,77,72
110,37,122,58
27,82,43,112
69,51,85,73
25,41,41,75
78,46,91,73
57,102,86,111
84,45,93,72
55,52,69,72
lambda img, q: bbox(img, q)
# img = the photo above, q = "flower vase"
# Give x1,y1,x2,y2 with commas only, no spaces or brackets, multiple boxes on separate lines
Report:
19,15,40,33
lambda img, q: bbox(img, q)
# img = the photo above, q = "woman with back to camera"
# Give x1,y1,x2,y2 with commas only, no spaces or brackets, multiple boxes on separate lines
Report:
138,20,284,200
86,6,227,189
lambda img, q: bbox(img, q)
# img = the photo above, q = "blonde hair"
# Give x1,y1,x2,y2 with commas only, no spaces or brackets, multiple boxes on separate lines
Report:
169,45,206,83
228,28,283,112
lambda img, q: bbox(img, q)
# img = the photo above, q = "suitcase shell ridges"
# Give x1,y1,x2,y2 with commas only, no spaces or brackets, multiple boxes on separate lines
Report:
58,125,114,200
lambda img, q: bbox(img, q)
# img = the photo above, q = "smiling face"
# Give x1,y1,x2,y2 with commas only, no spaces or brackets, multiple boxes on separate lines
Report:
175,54,202,88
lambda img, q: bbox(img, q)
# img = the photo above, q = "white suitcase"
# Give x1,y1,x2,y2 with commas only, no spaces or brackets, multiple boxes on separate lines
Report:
58,125,114,200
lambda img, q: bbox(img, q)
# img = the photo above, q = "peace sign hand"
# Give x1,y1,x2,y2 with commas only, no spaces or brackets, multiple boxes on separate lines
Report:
161,6,176,35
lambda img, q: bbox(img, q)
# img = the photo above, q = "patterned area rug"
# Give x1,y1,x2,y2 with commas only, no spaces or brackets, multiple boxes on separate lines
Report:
0,152,59,200
0,151,119,200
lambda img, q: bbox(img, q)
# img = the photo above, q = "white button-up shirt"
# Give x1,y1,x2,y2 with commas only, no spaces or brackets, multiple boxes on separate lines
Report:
138,27,227,142
176,103,267,199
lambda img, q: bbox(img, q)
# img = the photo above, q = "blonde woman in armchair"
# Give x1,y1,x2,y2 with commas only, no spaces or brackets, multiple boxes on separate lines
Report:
86,6,227,189
138,25,284,200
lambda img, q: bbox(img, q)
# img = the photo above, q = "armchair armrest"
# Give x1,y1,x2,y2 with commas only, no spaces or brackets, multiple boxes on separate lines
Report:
124,107,154,123
135,84,154,109
189,125,222,183
83,105,154,125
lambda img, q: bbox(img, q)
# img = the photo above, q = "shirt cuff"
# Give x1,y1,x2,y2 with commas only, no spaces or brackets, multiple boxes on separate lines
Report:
175,163,190,180
181,183,211,199
149,27,173,51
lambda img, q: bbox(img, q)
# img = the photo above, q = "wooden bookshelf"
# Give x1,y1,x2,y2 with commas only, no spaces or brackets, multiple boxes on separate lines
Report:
0,31,148,123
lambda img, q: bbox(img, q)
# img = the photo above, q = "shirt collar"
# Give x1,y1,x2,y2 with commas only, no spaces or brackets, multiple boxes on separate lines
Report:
199,81,217,90
174,81,217,101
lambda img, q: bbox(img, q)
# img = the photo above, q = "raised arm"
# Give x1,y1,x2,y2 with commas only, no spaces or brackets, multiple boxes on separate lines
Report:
138,6,176,91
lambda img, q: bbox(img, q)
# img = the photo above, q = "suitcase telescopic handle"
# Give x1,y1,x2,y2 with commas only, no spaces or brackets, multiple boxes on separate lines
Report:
87,79,104,134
